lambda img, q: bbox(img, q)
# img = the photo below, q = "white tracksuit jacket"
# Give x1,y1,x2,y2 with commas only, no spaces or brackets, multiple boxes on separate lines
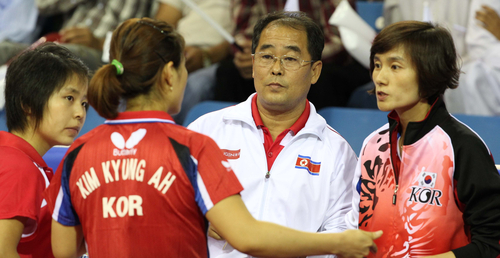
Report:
188,94,357,257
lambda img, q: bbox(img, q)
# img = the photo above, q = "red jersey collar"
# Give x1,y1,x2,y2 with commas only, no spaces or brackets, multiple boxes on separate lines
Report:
251,94,310,135
112,110,174,121
388,97,439,125
0,131,48,167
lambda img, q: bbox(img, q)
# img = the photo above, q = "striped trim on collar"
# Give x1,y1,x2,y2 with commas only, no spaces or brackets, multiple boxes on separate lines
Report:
105,118,176,125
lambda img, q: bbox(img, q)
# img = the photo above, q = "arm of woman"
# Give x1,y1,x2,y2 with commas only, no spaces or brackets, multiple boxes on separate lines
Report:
0,217,26,258
51,220,85,258
206,195,382,258
450,134,500,257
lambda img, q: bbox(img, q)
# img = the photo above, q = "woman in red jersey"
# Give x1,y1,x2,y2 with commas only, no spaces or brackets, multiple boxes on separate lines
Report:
346,21,500,258
0,43,89,258
45,17,382,258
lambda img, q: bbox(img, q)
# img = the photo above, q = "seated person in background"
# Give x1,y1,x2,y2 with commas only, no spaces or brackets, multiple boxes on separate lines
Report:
0,0,40,44
188,11,362,258
155,0,232,73
476,3,500,40
444,0,500,116
0,42,89,258
45,17,381,258
346,20,500,257
0,0,152,71
155,0,232,124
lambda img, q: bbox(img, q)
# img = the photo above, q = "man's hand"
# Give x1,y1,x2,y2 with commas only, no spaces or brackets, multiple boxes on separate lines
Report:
476,5,500,40
208,224,224,240
336,230,382,258
184,46,205,73
233,35,253,79
60,27,104,50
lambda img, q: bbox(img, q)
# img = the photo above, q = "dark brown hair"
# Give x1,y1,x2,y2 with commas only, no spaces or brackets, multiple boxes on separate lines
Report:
370,21,460,103
252,11,324,61
5,42,89,133
89,18,185,119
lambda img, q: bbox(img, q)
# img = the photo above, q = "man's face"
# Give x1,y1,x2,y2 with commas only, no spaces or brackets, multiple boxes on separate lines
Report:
252,23,322,112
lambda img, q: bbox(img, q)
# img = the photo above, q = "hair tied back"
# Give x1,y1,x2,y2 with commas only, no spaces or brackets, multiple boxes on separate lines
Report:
111,59,124,75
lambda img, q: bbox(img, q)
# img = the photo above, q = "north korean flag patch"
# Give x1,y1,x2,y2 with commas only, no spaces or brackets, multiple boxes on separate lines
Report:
295,155,321,176
418,171,437,188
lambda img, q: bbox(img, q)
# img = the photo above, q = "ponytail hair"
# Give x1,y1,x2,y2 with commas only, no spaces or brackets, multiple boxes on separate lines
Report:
89,64,124,119
89,18,185,119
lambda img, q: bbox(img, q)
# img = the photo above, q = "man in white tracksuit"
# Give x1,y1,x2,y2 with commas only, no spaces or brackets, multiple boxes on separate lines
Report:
188,11,358,257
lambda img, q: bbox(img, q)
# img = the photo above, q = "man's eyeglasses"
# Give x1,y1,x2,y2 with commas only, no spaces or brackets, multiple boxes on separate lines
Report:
252,52,316,71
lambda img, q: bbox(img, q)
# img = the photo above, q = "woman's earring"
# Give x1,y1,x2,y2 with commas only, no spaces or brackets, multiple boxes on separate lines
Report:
169,86,173,92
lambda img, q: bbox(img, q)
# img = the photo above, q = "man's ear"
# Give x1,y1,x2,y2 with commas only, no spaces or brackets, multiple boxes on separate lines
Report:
252,55,255,78
310,60,323,85
162,61,176,86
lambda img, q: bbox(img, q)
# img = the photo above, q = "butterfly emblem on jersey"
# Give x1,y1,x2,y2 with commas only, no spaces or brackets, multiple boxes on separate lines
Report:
418,171,437,188
221,161,233,172
295,155,321,176
111,129,147,156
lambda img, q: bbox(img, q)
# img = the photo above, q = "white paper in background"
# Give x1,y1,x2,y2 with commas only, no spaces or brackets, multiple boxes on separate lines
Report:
329,0,376,68
284,0,299,12
0,65,7,110
422,1,433,22
101,31,113,63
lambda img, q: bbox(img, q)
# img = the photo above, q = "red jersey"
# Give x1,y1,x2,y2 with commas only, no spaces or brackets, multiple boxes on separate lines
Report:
0,131,54,258
45,111,243,258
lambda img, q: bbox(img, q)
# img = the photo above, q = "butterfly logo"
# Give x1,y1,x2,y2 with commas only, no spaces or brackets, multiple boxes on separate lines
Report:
111,129,146,156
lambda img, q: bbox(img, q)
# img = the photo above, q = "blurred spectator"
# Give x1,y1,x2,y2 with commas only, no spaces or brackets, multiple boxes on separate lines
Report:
445,0,500,116
0,0,152,71
0,0,40,44
476,4,500,39
383,0,469,57
155,0,232,124
156,0,231,73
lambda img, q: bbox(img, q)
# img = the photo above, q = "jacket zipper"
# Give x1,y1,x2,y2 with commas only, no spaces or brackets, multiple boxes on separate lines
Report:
257,138,292,220
392,185,399,204
390,129,401,205
258,171,270,220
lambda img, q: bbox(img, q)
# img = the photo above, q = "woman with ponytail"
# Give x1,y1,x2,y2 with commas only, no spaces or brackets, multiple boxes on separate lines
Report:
45,18,380,258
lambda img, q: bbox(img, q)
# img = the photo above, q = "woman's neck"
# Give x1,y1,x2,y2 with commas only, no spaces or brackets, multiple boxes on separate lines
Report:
125,94,167,112
396,100,431,154
397,100,431,136
12,129,50,157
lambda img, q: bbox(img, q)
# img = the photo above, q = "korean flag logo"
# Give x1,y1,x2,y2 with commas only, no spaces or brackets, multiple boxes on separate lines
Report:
295,155,321,176
418,172,437,188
